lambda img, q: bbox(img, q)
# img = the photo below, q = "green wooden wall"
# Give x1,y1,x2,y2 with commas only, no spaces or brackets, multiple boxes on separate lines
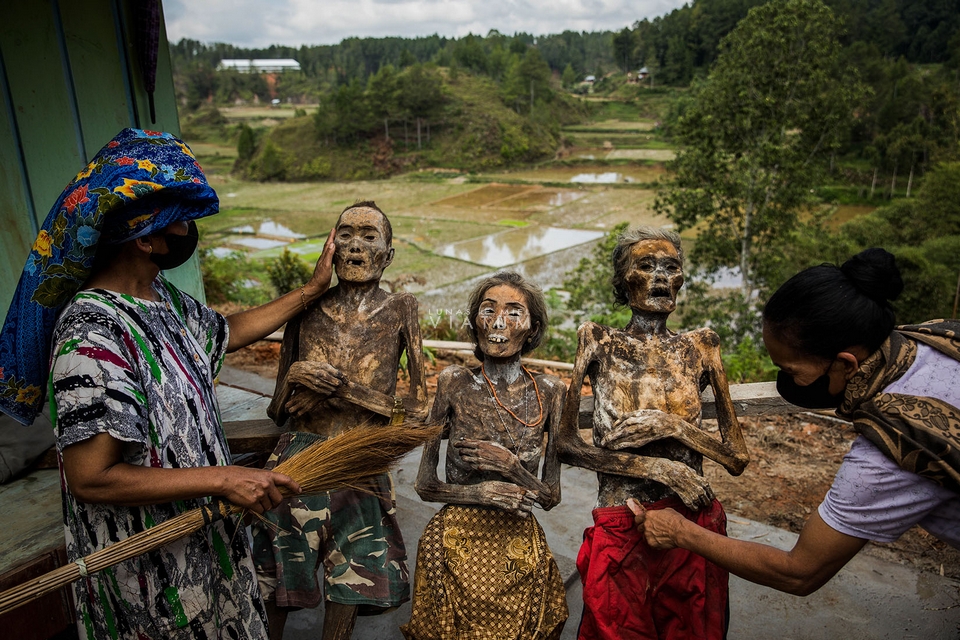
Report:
0,0,204,315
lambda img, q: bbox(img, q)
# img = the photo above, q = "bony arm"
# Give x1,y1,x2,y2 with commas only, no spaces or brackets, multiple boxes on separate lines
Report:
453,438,554,508
62,432,301,514
537,380,564,510
700,331,749,474
602,407,748,476
629,500,866,596
398,295,428,420
415,432,535,517
556,325,713,510
280,360,397,419
600,409,696,449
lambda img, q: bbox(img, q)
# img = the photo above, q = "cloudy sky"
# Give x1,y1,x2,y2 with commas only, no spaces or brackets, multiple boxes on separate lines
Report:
163,0,688,48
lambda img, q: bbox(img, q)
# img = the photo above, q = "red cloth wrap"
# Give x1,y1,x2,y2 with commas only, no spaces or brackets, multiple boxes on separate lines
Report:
576,497,728,640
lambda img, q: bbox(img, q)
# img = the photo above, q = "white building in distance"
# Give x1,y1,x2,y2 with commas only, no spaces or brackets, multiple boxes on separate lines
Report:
217,59,301,73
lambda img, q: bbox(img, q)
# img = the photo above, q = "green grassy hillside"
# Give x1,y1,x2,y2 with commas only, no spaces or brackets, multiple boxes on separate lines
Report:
236,71,589,181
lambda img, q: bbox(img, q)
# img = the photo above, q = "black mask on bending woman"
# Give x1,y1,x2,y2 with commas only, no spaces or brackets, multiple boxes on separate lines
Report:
151,221,199,270
775,370,843,409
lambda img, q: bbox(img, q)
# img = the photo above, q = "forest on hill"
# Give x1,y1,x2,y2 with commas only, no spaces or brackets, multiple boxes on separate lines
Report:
170,0,960,182
173,0,960,367
170,0,959,97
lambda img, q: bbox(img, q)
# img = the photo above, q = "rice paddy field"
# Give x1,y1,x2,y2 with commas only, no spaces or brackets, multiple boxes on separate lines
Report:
187,103,870,314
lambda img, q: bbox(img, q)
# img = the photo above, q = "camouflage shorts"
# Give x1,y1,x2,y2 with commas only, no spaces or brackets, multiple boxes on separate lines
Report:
251,431,409,610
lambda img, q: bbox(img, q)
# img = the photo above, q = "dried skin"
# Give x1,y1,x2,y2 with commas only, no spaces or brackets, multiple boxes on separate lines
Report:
269,288,426,435
268,208,426,436
415,282,562,517
415,365,565,515
558,238,748,510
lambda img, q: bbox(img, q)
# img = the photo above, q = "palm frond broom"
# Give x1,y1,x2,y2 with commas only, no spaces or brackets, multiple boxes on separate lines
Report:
0,421,438,616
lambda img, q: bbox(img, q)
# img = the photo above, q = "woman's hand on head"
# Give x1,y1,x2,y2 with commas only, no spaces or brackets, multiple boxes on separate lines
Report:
303,228,336,299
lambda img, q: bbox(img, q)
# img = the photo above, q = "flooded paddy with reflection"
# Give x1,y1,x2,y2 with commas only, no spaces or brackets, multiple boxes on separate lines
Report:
438,226,605,268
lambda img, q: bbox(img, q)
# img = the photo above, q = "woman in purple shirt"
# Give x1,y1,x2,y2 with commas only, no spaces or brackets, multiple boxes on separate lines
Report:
630,248,960,595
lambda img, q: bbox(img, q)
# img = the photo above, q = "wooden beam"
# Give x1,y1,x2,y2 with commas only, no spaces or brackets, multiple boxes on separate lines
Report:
573,381,800,430
28,381,808,468
221,418,283,455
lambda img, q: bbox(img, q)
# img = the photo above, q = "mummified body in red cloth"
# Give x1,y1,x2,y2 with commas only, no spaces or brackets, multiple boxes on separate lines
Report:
556,226,749,640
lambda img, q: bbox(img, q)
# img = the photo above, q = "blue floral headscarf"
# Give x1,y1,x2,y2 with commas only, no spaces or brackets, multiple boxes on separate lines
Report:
0,128,219,425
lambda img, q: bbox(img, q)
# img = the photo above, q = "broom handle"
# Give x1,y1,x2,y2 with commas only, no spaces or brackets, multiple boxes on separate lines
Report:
0,500,235,616
0,423,433,616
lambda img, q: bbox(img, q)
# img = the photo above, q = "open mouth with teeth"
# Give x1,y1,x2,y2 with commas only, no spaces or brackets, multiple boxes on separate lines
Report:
487,334,509,343
650,286,672,298
344,257,366,267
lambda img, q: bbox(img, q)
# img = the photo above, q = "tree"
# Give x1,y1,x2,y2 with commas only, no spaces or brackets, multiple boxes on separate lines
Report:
502,47,552,114
656,0,866,296
332,78,372,142
612,28,637,73
398,64,444,149
367,64,400,139
561,63,578,88
453,35,489,74
236,123,257,161
839,162,960,321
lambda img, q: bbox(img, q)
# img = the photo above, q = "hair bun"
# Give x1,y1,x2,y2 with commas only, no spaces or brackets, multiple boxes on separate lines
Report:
840,248,903,302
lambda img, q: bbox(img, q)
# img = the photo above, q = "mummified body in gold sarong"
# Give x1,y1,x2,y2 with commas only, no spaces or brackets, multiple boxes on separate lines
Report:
405,273,568,639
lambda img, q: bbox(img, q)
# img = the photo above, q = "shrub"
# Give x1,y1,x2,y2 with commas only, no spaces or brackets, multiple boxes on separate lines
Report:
237,123,257,161
249,140,288,180
199,249,272,306
266,248,313,295
722,335,777,383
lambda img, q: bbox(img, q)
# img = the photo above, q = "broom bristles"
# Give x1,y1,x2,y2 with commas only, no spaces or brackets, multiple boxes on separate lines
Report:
272,422,440,497
0,421,438,617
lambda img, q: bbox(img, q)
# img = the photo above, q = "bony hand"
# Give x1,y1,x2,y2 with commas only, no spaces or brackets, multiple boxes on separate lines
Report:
663,459,714,510
220,467,301,515
627,498,683,550
287,361,343,397
476,480,536,517
303,228,336,299
454,439,518,476
285,387,326,417
601,409,687,450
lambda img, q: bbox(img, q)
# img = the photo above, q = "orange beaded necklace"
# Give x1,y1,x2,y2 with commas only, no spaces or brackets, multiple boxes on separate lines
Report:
480,362,544,428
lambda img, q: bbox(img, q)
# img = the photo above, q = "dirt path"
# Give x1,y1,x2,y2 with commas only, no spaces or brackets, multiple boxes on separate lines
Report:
225,341,960,580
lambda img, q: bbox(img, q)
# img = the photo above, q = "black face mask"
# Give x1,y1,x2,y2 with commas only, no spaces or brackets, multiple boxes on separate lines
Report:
776,369,843,409
151,221,199,270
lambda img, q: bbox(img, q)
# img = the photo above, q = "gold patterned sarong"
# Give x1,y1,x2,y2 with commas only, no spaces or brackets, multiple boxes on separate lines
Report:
401,504,568,640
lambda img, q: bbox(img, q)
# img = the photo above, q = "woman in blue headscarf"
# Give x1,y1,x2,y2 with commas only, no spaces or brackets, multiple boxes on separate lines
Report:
0,129,335,639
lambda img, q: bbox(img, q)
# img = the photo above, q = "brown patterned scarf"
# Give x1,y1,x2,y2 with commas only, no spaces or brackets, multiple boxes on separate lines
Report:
837,320,960,494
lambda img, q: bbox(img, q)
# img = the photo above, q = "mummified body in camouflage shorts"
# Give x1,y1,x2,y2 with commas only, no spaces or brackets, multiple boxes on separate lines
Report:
252,431,410,610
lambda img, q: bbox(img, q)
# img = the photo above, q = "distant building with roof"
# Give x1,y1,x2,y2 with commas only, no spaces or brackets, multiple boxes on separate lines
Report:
217,59,301,73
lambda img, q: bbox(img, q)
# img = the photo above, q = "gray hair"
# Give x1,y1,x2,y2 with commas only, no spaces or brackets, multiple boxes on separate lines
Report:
611,226,684,306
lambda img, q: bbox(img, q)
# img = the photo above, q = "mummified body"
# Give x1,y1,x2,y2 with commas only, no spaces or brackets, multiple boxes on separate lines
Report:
557,227,749,640
403,272,568,640
255,202,427,640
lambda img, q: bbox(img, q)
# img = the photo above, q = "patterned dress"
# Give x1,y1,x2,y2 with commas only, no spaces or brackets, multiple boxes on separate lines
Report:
50,278,267,640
